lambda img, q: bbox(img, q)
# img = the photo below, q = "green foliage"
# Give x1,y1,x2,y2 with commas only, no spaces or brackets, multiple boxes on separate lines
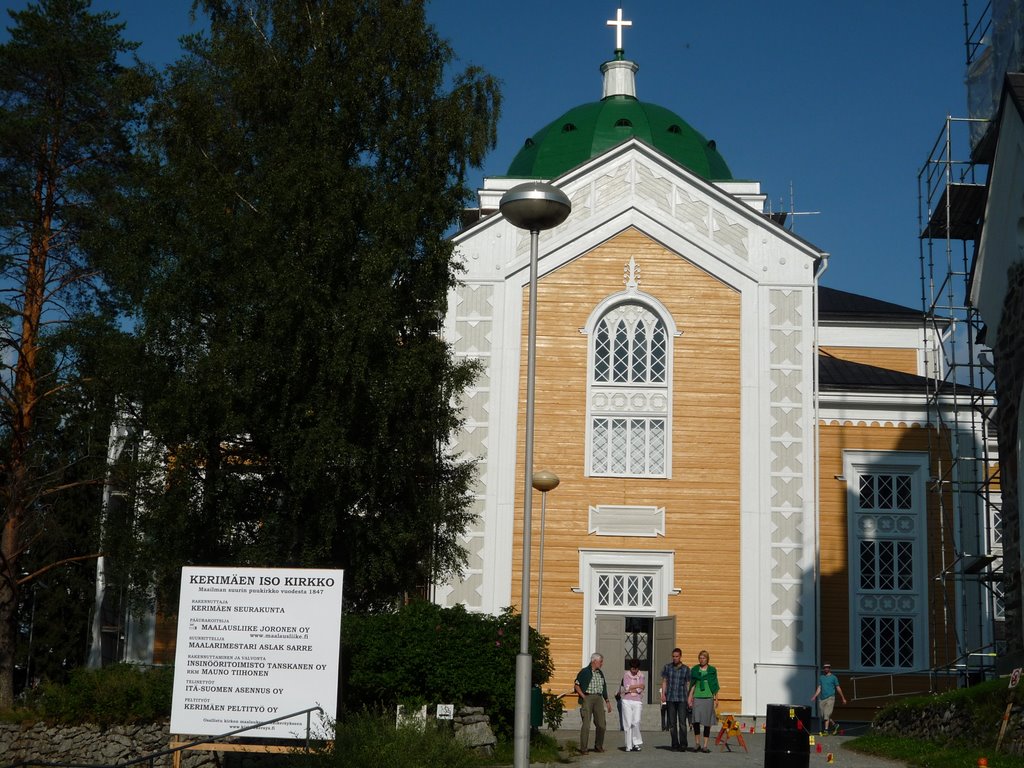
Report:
12,326,139,689
295,712,483,768
847,679,1024,768
541,691,565,731
0,0,155,707
4,664,172,725
850,734,1024,768
342,603,551,736
95,0,501,614
486,730,566,765
873,677,1022,739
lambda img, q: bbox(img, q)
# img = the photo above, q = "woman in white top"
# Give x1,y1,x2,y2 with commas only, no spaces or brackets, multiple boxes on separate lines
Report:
620,659,646,752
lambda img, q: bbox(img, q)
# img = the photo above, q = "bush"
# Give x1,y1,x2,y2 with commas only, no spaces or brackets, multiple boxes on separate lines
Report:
5,664,173,725
541,691,564,731
295,712,483,768
342,602,552,736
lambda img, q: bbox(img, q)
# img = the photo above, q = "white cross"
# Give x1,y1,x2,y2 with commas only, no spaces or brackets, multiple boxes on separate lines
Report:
606,7,632,51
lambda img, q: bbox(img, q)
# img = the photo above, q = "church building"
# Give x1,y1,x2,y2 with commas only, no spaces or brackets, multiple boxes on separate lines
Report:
437,11,997,720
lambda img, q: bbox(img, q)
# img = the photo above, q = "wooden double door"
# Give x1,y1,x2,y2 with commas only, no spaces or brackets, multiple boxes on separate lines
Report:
595,614,676,704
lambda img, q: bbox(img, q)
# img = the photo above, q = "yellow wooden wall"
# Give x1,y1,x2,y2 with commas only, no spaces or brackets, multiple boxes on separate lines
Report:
510,227,743,699
817,420,959,675
153,610,178,666
819,346,919,376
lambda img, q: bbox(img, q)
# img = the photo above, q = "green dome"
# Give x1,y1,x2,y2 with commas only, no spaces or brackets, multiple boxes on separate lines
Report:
507,95,732,181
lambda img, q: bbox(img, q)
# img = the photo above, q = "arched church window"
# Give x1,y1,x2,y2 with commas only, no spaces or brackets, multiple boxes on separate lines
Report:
593,307,667,384
589,302,671,477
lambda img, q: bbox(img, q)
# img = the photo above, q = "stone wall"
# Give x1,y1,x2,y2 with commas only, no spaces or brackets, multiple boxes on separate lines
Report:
873,699,1024,755
0,721,217,767
452,706,496,754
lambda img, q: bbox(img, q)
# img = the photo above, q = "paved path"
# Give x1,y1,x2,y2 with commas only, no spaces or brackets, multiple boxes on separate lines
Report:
539,726,906,768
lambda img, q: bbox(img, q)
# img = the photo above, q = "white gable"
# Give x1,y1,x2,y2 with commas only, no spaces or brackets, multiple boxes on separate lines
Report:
455,140,822,292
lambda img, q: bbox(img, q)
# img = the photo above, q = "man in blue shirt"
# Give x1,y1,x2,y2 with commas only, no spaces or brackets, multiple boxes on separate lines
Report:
811,663,847,734
660,647,691,751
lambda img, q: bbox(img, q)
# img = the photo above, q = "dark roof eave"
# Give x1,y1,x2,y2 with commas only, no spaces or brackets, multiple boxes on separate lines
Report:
818,354,985,396
817,286,922,319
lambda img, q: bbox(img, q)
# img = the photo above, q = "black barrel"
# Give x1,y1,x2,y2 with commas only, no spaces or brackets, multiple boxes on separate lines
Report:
764,704,811,768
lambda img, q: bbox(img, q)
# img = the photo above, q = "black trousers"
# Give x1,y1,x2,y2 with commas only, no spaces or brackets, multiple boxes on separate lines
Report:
666,700,689,748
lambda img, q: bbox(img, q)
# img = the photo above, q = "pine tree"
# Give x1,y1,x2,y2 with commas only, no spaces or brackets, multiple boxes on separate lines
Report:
0,0,153,706
105,0,500,612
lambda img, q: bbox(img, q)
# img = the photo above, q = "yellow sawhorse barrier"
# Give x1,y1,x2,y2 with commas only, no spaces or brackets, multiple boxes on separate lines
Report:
714,713,748,752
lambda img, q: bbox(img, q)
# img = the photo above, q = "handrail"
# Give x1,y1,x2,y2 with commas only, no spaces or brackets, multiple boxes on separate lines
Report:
4,705,325,768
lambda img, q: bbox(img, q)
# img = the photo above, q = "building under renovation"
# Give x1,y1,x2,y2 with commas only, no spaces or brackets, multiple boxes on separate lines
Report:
436,8,1004,720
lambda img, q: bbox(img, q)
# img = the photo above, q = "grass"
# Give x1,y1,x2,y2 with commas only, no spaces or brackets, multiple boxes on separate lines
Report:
847,733,1024,768
294,713,484,768
838,677,1024,768
484,731,570,764
292,714,571,768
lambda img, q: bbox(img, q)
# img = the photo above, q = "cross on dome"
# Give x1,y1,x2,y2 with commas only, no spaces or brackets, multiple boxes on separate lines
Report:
606,7,632,53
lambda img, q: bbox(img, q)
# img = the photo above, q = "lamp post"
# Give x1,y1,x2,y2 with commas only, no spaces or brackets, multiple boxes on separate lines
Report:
499,182,570,768
532,469,560,633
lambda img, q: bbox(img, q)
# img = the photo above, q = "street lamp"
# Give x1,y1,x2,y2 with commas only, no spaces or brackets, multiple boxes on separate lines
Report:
499,182,571,768
532,469,560,633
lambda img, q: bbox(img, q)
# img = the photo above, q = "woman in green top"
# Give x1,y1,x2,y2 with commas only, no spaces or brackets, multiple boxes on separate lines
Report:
687,649,720,753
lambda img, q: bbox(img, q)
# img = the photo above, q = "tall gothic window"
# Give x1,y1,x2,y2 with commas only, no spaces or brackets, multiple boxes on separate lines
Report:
589,303,670,477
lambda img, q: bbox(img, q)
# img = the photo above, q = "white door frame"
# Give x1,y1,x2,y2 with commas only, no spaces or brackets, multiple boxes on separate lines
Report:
578,549,677,667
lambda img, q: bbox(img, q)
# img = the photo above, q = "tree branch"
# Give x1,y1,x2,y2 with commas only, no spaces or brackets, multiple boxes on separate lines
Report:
18,552,103,585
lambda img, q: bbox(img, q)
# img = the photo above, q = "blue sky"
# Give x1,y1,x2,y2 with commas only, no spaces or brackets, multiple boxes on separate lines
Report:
9,1,978,309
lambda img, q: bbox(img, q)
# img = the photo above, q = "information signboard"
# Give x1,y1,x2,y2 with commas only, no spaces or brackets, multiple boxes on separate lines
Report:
170,566,343,739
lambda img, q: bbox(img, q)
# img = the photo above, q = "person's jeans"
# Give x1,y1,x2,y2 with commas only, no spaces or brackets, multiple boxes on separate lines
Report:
666,700,689,749
579,694,607,750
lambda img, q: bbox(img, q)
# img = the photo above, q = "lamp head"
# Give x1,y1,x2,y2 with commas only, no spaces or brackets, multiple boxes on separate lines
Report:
499,182,571,232
532,470,560,493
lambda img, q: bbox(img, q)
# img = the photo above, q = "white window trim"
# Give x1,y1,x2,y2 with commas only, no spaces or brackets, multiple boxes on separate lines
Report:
581,287,679,479
844,450,929,673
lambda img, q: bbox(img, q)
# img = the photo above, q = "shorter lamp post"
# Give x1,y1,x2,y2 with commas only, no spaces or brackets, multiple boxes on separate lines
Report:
532,469,560,633
499,181,571,768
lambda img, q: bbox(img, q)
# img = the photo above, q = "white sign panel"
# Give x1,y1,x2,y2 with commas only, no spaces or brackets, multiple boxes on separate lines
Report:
170,566,343,739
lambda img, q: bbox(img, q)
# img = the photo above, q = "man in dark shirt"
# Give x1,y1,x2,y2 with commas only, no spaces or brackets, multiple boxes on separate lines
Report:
660,647,691,751
574,652,612,754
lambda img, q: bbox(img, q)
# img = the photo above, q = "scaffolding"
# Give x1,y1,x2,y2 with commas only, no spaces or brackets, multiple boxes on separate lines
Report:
915,1,1003,684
